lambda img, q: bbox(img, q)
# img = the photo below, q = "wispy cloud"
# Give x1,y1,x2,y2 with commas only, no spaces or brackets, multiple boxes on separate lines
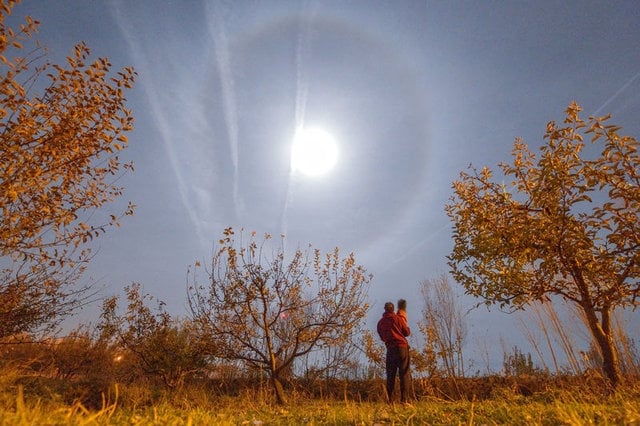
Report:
111,1,209,251
206,2,241,220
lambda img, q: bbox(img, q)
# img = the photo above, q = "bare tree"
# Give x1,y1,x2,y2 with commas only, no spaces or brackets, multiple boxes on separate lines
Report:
419,274,467,378
187,228,372,405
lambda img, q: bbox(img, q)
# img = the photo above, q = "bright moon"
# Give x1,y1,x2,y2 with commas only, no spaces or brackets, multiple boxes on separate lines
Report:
290,127,338,176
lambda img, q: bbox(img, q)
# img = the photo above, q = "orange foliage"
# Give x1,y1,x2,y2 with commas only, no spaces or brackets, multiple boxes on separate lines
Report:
0,0,136,337
446,102,640,389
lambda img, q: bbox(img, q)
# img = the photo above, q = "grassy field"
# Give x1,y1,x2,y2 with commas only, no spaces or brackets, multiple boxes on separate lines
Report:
2,385,640,425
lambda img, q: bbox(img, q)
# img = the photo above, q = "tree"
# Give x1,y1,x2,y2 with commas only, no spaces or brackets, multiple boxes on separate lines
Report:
419,274,467,378
0,1,136,337
187,228,372,405
446,102,639,389
503,346,539,377
361,329,385,378
100,283,209,390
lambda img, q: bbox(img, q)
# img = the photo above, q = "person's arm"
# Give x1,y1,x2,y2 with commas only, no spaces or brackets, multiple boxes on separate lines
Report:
400,318,410,337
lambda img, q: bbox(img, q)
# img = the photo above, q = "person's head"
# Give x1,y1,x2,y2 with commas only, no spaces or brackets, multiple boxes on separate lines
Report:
397,299,407,311
384,302,394,313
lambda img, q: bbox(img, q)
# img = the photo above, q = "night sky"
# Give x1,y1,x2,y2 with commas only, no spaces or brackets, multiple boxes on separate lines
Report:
9,0,640,370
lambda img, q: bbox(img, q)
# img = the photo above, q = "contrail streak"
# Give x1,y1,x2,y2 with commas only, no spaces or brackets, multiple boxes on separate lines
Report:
111,1,208,251
592,71,640,117
279,171,295,246
280,5,318,241
207,2,242,219
377,223,450,275
294,11,313,130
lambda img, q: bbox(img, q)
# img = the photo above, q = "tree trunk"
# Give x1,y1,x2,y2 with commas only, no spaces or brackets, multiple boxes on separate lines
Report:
581,304,621,390
271,374,287,405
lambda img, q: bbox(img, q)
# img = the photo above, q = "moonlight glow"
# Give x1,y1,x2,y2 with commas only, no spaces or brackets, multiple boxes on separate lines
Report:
290,127,338,176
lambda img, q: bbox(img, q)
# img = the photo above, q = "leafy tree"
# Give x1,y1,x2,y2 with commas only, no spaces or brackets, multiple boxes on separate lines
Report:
187,228,372,405
361,329,385,379
446,102,639,389
0,325,119,409
49,327,112,380
100,283,209,390
503,346,539,377
0,1,136,337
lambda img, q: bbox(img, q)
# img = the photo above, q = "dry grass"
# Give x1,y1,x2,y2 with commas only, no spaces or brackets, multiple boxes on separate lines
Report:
1,397,639,425
2,360,639,425
1,379,639,425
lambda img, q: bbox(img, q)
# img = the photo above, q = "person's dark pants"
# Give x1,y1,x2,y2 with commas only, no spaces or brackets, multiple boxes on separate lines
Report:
385,345,411,402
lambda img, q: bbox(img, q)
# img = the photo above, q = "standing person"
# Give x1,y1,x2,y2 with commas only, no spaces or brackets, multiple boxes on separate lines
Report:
377,301,411,403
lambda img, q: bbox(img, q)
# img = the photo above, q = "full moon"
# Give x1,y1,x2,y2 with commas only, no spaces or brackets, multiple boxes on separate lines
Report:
290,127,338,177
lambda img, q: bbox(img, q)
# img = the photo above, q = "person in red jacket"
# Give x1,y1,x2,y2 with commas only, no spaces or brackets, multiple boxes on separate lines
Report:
377,301,411,403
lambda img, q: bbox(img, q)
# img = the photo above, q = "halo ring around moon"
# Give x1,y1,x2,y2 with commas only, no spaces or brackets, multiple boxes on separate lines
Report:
213,12,432,257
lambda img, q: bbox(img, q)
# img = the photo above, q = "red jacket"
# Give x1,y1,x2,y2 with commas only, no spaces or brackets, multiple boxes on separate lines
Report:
377,311,410,348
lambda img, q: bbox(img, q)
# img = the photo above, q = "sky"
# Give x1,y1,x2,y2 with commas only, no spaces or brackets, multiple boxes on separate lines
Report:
8,1,640,370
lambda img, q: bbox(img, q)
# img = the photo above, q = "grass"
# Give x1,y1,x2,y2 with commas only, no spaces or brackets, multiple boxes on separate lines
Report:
2,370,639,425
1,389,640,425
